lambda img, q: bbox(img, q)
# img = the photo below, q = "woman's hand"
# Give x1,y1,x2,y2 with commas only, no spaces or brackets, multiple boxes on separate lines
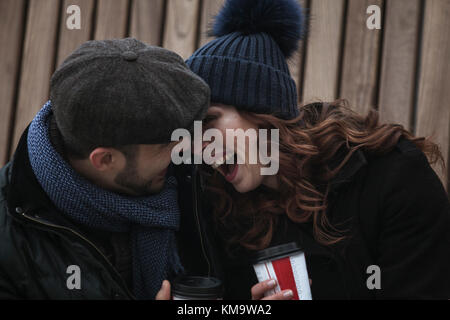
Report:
251,279,312,300
155,280,171,300
251,279,294,300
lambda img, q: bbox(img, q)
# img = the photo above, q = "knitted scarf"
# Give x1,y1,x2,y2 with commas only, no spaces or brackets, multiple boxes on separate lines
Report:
27,101,183,299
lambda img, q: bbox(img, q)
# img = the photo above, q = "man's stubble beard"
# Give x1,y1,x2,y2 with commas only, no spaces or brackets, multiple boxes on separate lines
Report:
114,159,160,197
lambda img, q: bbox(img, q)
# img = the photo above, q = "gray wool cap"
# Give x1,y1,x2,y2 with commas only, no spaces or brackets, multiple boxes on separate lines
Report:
50,38,210,151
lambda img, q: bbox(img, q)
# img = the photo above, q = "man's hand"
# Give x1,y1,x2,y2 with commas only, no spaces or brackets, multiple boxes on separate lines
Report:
155,280,171,300
251,279,312,300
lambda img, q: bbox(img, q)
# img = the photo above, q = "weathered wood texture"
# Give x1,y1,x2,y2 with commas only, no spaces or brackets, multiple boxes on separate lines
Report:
162,0,201,59
94,0,129,40
378,0,421,131
198,0,224,47
56,0,95,66
12,0,60,152
302,0,345,103
339,0,383,116
288,0,308,99
130,0,166,46
415,0,450,190
0,0,26,164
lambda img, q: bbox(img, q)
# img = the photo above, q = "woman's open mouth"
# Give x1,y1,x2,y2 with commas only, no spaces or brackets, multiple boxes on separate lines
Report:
211,152,239,182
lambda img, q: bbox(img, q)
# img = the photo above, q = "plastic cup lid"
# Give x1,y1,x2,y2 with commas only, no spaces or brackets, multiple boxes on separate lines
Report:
252,242,303,264
172,276,223,298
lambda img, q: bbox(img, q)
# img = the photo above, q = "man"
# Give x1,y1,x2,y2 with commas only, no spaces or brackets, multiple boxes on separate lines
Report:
0,38,219,299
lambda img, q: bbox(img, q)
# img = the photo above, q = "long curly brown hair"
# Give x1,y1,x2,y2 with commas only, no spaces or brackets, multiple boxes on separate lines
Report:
203,100,445,252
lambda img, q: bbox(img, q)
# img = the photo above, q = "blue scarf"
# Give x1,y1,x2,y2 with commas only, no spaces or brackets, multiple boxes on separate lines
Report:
27,101,183,299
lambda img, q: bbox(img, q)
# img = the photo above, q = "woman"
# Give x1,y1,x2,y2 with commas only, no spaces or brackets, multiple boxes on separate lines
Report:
186,0,450,299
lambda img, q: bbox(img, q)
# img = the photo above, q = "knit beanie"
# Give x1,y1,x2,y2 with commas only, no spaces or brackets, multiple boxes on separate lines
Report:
186,0,306,120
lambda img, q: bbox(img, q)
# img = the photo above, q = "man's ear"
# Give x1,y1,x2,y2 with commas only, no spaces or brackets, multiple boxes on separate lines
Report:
89,147,121,171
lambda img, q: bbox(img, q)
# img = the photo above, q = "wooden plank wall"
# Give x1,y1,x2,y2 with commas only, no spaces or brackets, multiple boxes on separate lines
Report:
416,0,450,191
302,0,345,102
0,0,26,165
12,0,60,156
0,0,449,192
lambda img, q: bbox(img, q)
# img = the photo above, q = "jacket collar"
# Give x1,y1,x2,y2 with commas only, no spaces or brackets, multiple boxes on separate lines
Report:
6,125,77,229
327,147,368,194
7,125,49,213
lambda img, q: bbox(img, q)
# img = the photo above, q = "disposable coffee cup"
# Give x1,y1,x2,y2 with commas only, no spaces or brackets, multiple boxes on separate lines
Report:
252,242,312,300
172,276,223,300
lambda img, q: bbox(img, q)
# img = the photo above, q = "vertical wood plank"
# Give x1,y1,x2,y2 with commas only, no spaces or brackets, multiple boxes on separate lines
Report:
0,0,26,164
378,0,421,131
163,0,201,59
416,0,450,191
130,0,166,46
56,0,95,66
94,0,129,40
339,0,383,115
198,0,224,47
12,0,60,152
288,0,308,102
302,0,345,103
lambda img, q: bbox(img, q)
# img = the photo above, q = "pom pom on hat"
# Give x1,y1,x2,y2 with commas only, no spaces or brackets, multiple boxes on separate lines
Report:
187,0,308,119
211,0,306,58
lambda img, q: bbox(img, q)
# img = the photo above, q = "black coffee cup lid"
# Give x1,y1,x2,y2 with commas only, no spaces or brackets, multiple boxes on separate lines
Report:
172,276,223,298
252,242,302,264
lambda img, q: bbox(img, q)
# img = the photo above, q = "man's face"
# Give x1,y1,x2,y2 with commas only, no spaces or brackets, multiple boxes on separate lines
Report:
113,143,177,196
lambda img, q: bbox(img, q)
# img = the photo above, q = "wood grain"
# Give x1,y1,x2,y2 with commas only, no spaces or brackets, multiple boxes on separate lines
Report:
415,0,450,191
198,0,224,47
302,0,345,104
339,0,383,115
12,0,60,153
288,0,307,102
94,0,129,40
0,0,25,164
56,0,95,67
378,0,420,131
163,0,201,59
130,0,166,46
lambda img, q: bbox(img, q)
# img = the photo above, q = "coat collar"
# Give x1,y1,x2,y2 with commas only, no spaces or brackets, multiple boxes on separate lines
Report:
7,125,50,214
6,125,78,231
327,147,369,194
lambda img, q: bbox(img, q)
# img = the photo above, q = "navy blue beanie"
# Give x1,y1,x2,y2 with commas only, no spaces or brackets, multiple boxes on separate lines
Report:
186,0,306,120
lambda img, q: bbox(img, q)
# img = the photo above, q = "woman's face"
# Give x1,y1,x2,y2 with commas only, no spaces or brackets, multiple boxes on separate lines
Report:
203,104,277,193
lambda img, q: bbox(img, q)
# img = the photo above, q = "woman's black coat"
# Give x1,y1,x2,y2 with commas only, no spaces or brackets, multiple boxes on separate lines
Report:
214,137,450,299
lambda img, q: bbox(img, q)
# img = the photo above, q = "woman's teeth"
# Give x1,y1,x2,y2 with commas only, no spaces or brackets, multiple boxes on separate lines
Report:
211,153,234,169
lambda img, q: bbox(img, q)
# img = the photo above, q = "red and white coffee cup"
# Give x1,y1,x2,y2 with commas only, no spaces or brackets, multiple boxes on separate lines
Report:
252,242,312,300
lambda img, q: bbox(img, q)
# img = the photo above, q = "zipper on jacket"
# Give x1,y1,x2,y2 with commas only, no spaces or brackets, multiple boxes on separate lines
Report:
192,165,212,277
20,211,136,300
